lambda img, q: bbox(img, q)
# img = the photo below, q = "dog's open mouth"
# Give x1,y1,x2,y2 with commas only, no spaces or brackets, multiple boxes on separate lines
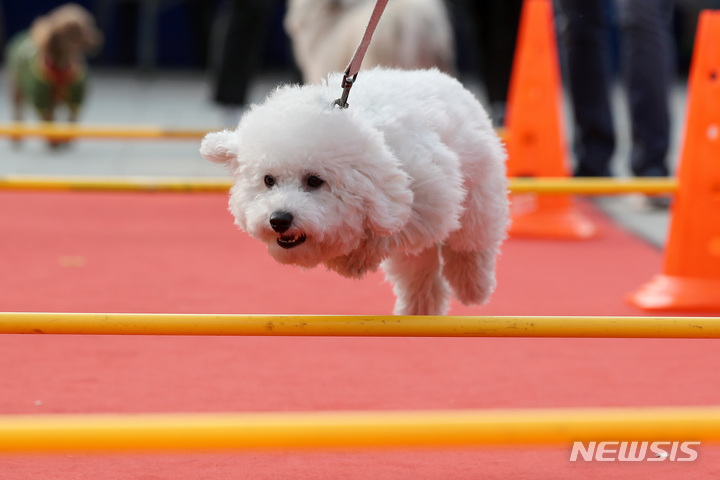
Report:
277,233,306,249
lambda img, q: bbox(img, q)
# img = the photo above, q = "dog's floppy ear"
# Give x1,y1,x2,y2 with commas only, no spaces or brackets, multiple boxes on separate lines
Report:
200,130,239,170
30,15,53,50
352,149,414,237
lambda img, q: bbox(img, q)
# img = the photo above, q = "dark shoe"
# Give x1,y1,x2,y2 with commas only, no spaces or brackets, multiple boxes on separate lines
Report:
573,164,613,177
645,195,672,210
628,194,672,211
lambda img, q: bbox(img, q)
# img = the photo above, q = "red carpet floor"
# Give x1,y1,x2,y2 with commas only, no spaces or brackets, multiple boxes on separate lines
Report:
0,190,718,479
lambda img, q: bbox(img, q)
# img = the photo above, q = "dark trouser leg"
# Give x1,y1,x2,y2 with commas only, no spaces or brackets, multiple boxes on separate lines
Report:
557,0,615,176
212,0,276,107
616,0,674,177
468,0,523,126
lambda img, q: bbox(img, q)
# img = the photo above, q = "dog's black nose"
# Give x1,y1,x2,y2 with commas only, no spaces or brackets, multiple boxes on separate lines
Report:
269,211,294,233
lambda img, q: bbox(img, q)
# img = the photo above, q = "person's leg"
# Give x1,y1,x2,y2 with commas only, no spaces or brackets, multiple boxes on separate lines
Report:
471,0,523,126
616,0,674,177
557,0,616,177
212,0,276,108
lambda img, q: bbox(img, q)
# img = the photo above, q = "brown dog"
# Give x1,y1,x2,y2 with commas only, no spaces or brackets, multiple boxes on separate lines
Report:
6,3,102,142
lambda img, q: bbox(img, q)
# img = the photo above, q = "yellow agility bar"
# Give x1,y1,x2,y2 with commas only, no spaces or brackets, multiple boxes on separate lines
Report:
510,177,677,195
1,406,719,453
0,175,233,193
0,175,678,195
0,123,211,140
0,123,509,143
1,313,719,338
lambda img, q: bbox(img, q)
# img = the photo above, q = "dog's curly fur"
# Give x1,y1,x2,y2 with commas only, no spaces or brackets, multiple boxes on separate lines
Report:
6,3,101,130
284,0,455,84
201,68,509,315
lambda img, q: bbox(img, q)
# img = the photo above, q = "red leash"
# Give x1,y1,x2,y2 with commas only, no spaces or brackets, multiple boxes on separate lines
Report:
334,0,389,108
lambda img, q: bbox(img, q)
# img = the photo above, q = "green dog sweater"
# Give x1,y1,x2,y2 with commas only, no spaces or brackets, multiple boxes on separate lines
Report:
6,30,87,116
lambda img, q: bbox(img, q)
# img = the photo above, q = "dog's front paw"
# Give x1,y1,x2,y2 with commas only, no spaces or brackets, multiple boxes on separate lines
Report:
325,252,377,278
393,276,450,316
47,139,73,150
325,237,387,278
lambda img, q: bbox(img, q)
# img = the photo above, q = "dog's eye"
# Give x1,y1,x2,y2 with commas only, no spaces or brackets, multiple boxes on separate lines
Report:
306,175,324,189
264,175,276,188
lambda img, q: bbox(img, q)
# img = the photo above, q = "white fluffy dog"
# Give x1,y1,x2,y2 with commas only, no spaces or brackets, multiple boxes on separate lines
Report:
284,0,455,84
200,68,509,315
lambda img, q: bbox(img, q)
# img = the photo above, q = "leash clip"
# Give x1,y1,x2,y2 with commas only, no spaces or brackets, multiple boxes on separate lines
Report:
331,0,388,109
333,73,357,109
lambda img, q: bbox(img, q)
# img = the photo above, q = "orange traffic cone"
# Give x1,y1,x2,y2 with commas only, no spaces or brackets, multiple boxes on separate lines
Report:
504,0,596,239
628,10,720,312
